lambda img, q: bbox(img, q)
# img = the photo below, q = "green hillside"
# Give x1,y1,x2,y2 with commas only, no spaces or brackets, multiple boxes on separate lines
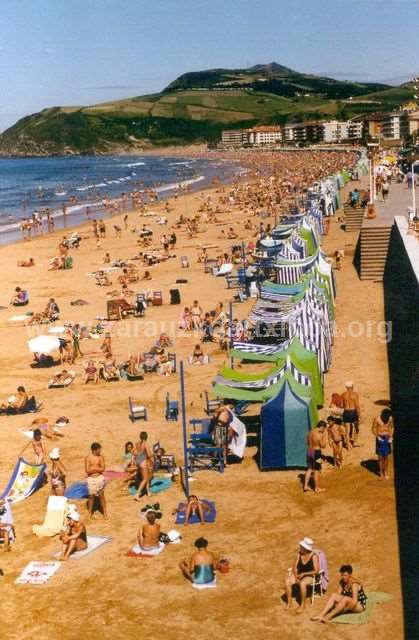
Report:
0,63,413,156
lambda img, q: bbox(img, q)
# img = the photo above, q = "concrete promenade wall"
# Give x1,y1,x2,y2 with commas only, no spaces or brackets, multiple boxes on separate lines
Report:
384,217,419,639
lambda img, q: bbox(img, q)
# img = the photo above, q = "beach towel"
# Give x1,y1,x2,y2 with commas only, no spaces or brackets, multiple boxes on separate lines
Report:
333,592,392,625
0,458,46,503
175,500,216,525
127,542,165,557
32,496,68,537
128,477,172,496
53,535,111,560
192,577,217,590
103,469,127,480
16,561,61,585
64,482,89,499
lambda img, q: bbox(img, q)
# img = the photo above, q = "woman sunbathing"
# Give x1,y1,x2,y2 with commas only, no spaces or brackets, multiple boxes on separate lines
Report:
191,344,205,365
58,511,87,560
174,495,211,526
101,356,119,380
83,360,99,384
31,416,64,439
48,370,75,388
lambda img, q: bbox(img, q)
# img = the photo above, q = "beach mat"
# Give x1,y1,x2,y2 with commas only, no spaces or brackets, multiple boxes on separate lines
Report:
128,477,172,496
127,542,165,558
334,592,392,625
53,535,111,560
175,500,216,525
16,561,61,585
103,469,127,480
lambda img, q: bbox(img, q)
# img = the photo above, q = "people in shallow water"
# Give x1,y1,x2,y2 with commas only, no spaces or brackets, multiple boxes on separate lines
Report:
179,537,216,584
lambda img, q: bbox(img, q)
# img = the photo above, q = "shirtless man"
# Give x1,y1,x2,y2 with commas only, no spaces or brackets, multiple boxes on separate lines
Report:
303,421,328,493
327,416,346,468
342,381,361,447
137,511,161,550
85,442,108,519
372,408,394,480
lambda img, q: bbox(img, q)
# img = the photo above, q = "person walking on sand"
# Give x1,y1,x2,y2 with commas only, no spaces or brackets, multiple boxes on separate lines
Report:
303,421,327,493
85,442,108,519
342,381,361,448
134,432,153,501
372,408,394,480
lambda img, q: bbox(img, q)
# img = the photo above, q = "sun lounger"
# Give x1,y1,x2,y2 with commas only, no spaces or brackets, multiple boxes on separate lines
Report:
32,496,68,537
48,371,75,388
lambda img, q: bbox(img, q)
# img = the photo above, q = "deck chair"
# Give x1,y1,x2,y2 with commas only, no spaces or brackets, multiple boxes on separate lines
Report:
189,418,213,446
203,391,222,415
181,256,190,268
152,291,163,306
226,275,240,289
165,393,179,421
152,441,176,473
143,352,158,373
107,300,122,321
128,396,148,421
32,496,68,537
311,549,329,603
187,443,224,474
134,294,146,317
48,371,75,388
168,352,177,373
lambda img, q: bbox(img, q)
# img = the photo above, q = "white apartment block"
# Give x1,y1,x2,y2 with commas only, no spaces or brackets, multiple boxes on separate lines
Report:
248,126,282,145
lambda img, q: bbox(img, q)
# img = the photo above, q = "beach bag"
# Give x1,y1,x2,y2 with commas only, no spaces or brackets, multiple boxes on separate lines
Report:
217,559,230,574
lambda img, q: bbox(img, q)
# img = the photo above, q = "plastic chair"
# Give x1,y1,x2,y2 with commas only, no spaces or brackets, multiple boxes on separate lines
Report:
128,396,148,422
165,393,179,421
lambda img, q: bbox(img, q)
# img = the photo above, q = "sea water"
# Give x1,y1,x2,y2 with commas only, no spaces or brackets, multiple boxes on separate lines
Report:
0,154,242,244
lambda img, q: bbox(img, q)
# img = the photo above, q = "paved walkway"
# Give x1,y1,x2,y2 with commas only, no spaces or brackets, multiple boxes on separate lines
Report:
364,181,415,228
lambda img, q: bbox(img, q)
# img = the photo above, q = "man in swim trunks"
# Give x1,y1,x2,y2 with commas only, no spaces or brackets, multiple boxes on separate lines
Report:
371,408,394,480
342,381,361,448
179,537,216,585
327,416,346,468
85,442,107,519
303,421,328,493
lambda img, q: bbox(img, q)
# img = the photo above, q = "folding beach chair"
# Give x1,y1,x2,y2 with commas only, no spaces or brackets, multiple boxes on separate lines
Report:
165,393,179,421
128,397,148,422
152,441,176,473
203,391,221,415
152,291,163,306
107,300,122,321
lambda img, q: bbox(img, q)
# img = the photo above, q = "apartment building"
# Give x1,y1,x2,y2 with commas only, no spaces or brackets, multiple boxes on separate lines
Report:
221,129,249,146
248,125,282,145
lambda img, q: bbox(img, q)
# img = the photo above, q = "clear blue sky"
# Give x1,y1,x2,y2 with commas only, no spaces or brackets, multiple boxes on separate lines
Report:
1,0,418,131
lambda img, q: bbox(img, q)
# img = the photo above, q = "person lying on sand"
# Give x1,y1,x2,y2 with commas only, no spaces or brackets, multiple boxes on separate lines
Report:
58,511,87,560
32,416,65,439
311,565,367,623
137,510,161,551
179,537,216,584
174,495,211,526
17,257,35,267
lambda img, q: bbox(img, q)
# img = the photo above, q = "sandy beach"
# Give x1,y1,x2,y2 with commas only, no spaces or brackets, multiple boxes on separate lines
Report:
0,152,403,640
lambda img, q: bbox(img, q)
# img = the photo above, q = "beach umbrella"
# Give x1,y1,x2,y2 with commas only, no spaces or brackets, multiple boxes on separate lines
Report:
27,335,60,354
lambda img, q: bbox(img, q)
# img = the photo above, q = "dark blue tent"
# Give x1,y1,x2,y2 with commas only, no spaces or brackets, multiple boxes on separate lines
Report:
259,379,311,470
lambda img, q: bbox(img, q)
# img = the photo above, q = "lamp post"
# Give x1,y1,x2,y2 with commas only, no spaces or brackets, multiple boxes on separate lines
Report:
366,141,379,216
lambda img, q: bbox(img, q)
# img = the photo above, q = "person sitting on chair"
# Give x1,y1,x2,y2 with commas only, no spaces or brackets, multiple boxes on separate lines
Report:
58,511,87,560
83,360,99,384
284,537,320,612
311,565,367,623
137,510,161,551
179,537,216,584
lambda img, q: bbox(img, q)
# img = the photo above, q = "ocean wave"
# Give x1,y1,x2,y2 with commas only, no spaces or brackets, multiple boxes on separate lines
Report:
123,161,146,168
155,175,205,193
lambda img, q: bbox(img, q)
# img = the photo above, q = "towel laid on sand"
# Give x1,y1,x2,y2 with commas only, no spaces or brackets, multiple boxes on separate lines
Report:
175,500,216,525
53,535,111,560
128,477,172,496
32,496,68,537
16,561,61,584
192,577,217,590
64,482,89,499
127,542,165,557
334,592,392,625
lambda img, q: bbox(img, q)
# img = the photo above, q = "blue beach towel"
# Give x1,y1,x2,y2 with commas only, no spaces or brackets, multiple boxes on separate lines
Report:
64,482,89,499
175,499,216,525
128,477,172,496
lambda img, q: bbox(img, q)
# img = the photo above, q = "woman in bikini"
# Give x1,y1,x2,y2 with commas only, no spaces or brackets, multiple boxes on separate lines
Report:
49,449,66,496
134,432,153,501
372,408,394,480
312,564,367,623
58,511,87,560
20,428,46,464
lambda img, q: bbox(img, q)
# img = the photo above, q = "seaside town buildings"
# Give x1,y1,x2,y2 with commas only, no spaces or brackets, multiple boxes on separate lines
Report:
221,107,419,148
